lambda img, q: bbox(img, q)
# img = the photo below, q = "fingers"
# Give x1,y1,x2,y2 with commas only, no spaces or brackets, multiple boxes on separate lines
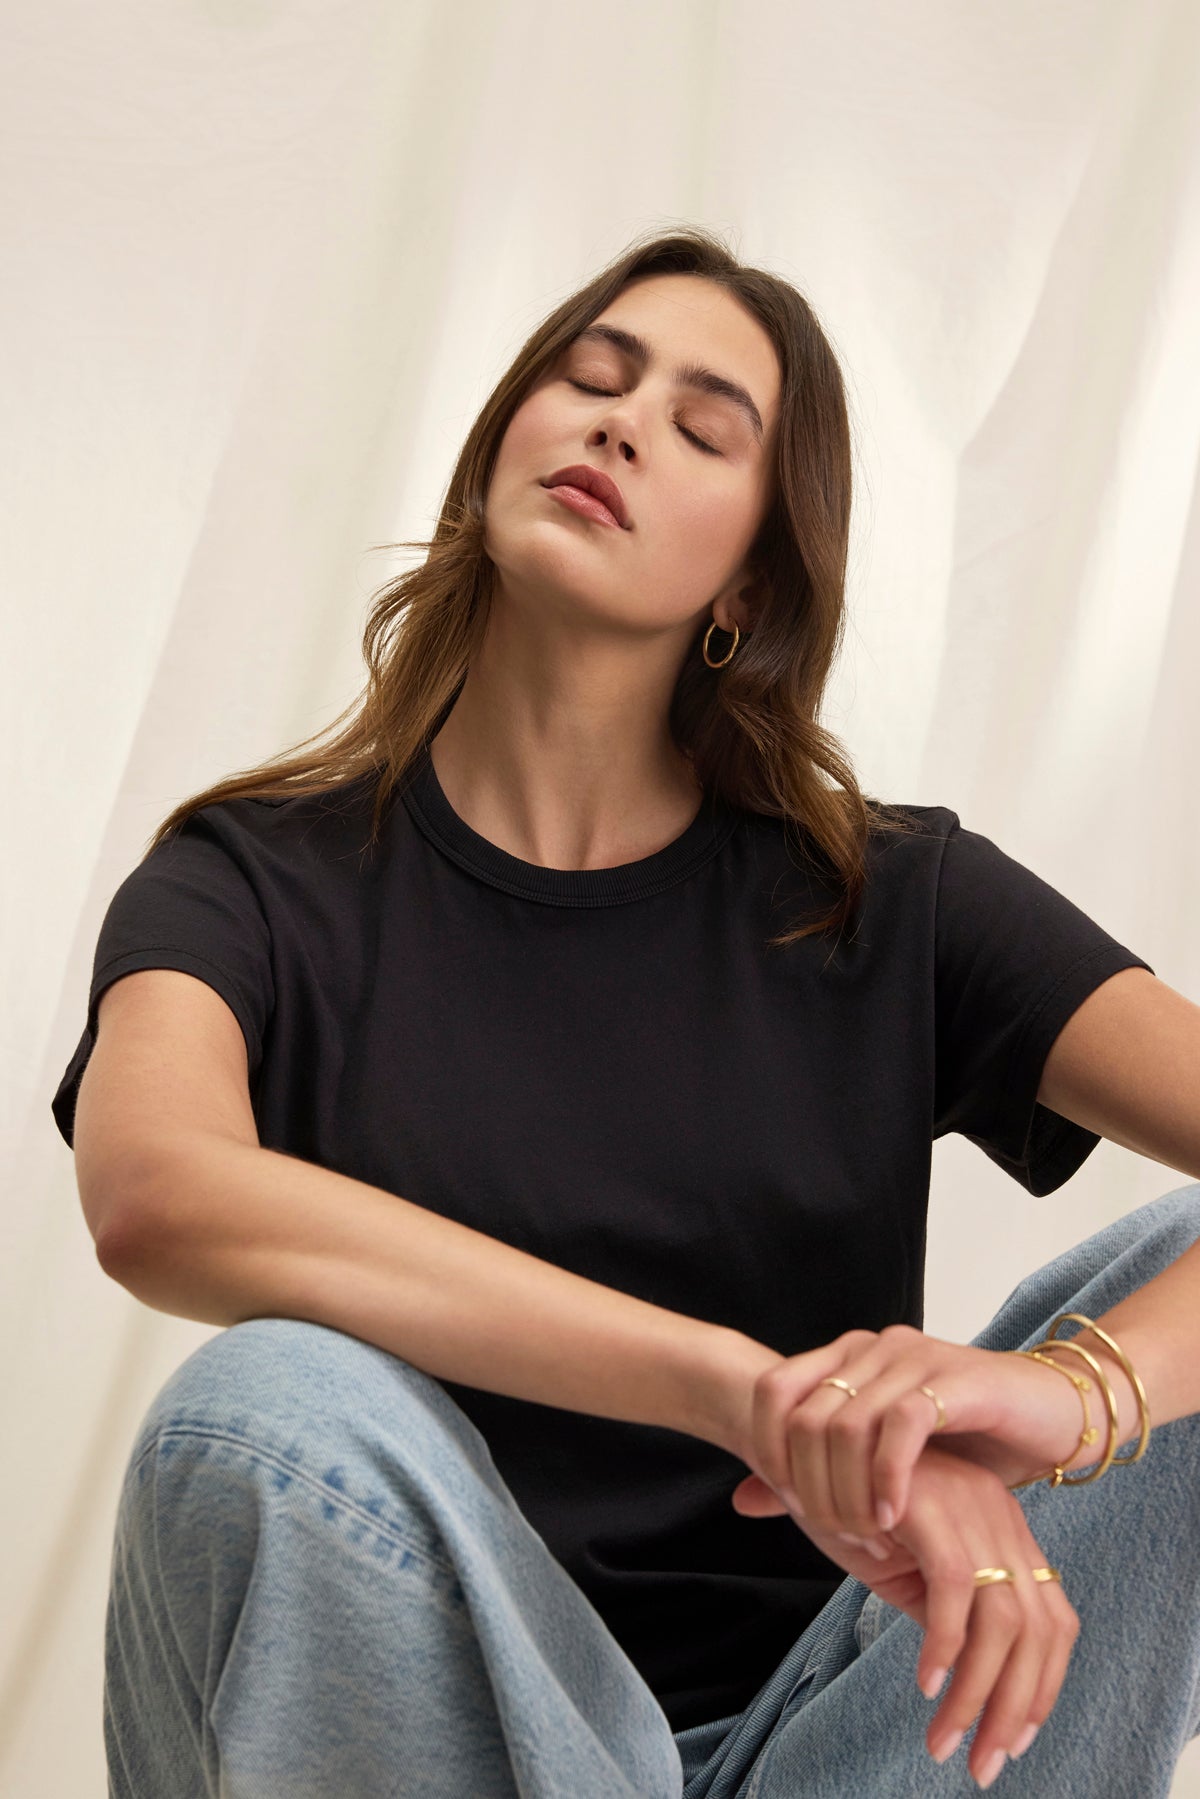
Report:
873,1390,942,1527
926,1576,1049,1785
1010,1580,1079,1754
783,1394,894,1558
907,1490,1080,1785
756,1329,941,1539
915,1551,975,1704
750,1330,879,1507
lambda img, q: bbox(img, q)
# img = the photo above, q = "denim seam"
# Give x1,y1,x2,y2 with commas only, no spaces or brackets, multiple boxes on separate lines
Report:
134,1424,461,1580
743,1729,781,1799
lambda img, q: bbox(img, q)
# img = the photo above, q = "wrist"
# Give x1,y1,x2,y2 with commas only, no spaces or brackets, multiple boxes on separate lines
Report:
684,1328,783,1458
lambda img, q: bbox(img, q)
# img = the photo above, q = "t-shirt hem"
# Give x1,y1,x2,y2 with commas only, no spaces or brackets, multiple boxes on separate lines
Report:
93,947,263,1064
51,948,265,1150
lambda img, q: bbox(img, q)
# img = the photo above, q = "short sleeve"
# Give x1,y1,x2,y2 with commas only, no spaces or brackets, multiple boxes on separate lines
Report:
932,815,1154,1195
51,808,275,1149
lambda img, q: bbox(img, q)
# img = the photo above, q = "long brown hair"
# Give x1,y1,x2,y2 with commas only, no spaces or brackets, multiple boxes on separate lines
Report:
144,224,921,947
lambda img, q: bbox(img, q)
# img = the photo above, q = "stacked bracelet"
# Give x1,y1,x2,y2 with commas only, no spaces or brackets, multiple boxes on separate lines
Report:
1007,1311,1152,1492
1007,1349,1098,1490
1046,1313,1152,1467
1027,1337,1120,1484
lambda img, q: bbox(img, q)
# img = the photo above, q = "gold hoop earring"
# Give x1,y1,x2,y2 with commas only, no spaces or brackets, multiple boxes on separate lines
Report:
702,618,739,668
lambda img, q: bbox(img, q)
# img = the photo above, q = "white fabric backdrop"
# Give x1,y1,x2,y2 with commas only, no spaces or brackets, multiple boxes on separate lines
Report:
4,1,1199,1790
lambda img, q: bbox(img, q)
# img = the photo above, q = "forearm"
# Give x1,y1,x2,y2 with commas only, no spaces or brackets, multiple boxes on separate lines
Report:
100,1134,778,1450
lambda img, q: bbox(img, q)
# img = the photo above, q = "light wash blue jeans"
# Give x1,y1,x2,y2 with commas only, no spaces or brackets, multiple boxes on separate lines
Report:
104,1183,1200,1797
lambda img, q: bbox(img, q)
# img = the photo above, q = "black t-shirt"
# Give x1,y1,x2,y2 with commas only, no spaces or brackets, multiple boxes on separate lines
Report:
51,748,1153,1732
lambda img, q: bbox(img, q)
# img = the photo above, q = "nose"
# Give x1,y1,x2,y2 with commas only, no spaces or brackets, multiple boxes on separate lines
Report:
591,428,636,462
585,387,641,462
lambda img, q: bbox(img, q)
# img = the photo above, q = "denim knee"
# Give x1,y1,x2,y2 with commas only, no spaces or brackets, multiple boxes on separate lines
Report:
106,1321,488,1777
129,1317,485,1468
118,1317,512,1585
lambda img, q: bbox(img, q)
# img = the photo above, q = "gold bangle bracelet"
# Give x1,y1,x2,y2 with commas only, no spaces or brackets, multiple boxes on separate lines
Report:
1007,1349,1098,1490
1046,1313,1152,1466
1028,1337,1120,1484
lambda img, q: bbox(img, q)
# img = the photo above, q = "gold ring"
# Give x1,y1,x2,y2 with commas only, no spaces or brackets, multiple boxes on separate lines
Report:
972,1567,1016,1587
919,1385,947,1431
821,1377,858,1397
1031,1567,1063,1584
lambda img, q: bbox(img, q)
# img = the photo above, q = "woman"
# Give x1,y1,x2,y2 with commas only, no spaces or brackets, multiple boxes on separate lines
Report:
54,226,1200,1796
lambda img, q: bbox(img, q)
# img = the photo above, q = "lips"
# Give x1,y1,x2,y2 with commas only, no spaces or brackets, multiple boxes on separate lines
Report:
541,464,630,529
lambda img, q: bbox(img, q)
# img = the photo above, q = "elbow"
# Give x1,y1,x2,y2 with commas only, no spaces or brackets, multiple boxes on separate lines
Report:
91,1169,171,1285
94,1209,152,1284
80,1146,175,1278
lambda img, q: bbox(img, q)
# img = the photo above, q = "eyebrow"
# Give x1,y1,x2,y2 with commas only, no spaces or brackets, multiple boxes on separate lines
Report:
571,324,765,445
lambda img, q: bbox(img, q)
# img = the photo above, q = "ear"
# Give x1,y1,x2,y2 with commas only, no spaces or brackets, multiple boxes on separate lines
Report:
715,565,770,638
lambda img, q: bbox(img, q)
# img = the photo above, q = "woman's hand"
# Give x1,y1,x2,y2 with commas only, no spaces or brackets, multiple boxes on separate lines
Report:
767,1440,1082,1782
728,1325,1098,1544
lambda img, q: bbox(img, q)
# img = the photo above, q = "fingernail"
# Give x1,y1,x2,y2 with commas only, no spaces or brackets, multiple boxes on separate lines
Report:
931,1727,963,1763
864,1537,891,1561
976,1747,1007,1788
877,1500,896,1531
920,1664,947,1700
838,1532,866,1546
1011,1722,1038,1758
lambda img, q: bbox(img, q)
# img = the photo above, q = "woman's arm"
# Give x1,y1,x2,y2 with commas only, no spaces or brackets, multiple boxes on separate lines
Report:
1033,964,1200,1438
720,1221,1200,1547
102,1129,782,1445
722,966,1200,1539
82,965,782,1447
103,1135,1079,1786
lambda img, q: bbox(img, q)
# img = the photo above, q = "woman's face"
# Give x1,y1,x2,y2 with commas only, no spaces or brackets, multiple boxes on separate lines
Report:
483,272,781,642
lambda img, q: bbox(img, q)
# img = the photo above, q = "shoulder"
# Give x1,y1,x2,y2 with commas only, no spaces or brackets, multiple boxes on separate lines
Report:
864,798,960,840
162,772,385,872
729,796,962,893
734,797,958,848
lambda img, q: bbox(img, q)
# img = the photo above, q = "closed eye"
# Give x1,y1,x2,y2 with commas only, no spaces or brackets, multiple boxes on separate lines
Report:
566,379,721,455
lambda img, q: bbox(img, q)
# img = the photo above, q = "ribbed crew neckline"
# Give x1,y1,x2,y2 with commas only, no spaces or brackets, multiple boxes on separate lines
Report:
400,743,741,907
